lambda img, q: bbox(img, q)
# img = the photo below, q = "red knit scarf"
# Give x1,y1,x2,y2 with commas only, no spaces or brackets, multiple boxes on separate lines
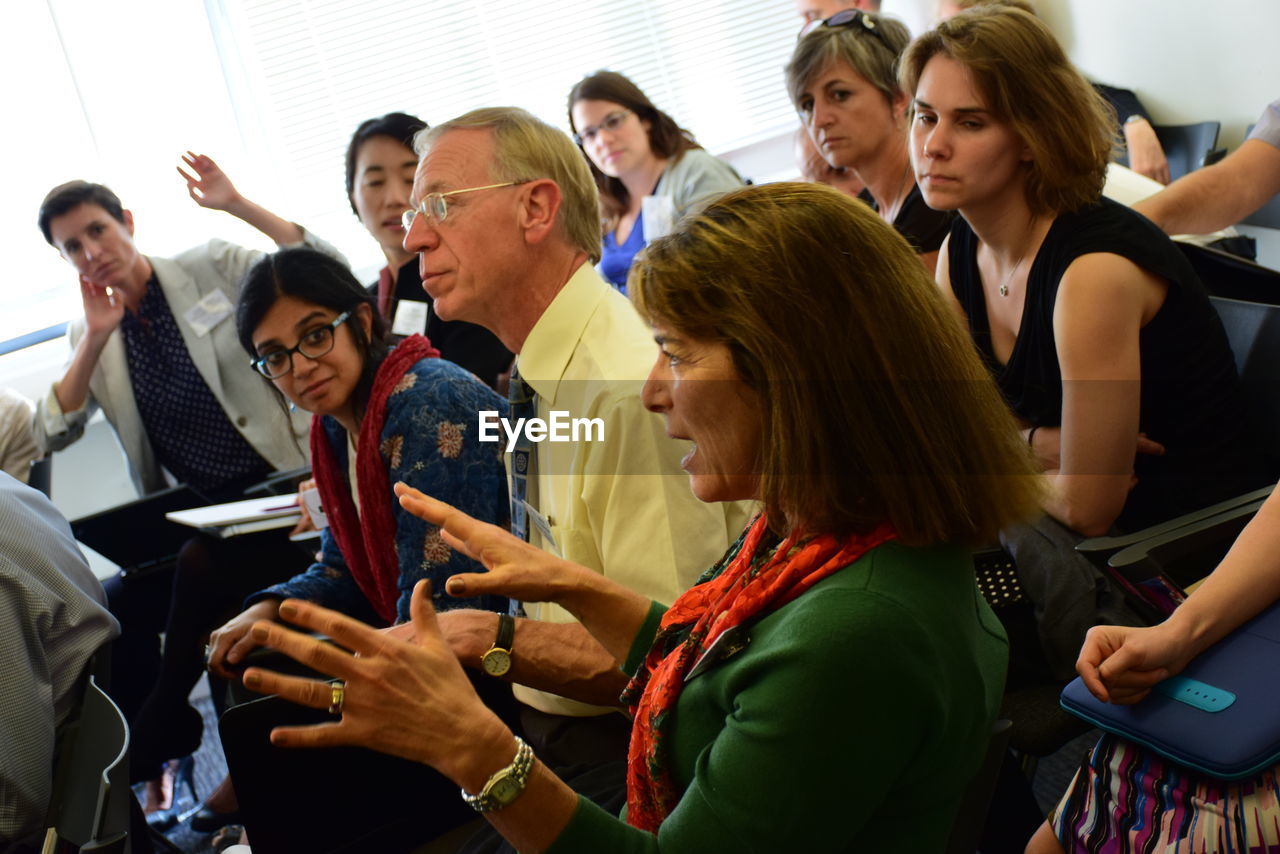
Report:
308,334,439,625
622,513,897,832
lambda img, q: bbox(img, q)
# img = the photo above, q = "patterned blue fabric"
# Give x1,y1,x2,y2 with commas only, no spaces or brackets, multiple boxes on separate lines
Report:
249,357,510,623
120,276,270,493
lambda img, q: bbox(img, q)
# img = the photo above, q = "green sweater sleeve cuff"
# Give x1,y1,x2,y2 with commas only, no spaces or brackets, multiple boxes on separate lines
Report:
622,600,667,677
544,795,655,854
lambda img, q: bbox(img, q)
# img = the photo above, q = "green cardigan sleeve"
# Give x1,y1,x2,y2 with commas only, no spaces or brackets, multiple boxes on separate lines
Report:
622,600,667,677
543,577,973,853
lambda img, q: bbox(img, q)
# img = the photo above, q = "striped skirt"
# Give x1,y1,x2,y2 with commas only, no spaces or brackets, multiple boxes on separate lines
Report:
1051,733,1280,853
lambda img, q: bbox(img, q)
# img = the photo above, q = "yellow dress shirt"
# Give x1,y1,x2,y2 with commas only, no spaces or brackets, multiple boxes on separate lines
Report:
511,264,753,716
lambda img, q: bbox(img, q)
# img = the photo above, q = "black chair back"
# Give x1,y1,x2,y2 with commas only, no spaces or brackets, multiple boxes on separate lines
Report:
1178,242,1280,304
1152,121,1225,182
28,455,52,498
1212,296,1280,452
945,719,1013,854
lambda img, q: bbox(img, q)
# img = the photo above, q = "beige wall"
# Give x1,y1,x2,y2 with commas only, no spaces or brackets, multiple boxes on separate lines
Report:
1017,0,1277,148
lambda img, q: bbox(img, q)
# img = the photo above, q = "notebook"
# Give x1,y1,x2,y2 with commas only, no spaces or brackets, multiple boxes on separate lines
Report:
1060,600,1280,780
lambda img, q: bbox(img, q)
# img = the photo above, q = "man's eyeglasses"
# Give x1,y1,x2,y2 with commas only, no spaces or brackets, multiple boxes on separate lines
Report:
799,9,893,54
250,311,352,379
401,182,524,231
573,109,633,146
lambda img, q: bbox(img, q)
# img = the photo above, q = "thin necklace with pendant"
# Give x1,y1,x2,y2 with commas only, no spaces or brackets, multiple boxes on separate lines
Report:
996,225,1035,297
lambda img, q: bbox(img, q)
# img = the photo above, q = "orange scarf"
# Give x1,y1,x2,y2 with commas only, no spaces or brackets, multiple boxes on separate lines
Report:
622,513,896,831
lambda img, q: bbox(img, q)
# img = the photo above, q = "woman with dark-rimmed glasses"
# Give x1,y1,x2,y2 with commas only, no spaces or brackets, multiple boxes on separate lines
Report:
568,70,743,293
205,246,510,679
787,9,953,273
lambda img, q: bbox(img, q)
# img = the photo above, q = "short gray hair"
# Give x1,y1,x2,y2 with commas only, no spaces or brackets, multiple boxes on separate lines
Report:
415,108,601,263
785,13,912,110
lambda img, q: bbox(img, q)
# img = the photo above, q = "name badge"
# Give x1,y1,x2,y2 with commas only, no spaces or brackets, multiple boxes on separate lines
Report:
184,289,234,337
641,195,678,241
523,500,561,557
392,299,429,337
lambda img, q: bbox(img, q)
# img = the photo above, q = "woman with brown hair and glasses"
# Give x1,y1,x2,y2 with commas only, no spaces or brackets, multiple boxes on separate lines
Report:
567,70,743,294
233,182,1043,852
787,9,953,273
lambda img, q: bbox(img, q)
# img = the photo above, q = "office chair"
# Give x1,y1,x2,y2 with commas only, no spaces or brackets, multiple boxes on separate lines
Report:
1152,121,1226,182
1078,294,1280,588
945,719,1013,854
42,657,132,854
28,455,52,498
1175,241,1280,304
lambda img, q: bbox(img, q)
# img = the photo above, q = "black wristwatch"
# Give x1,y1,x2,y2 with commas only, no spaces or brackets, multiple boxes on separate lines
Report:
481,614,515,677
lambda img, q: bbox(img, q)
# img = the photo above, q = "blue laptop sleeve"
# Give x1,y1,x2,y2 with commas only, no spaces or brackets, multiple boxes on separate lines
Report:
1059,601,1280,780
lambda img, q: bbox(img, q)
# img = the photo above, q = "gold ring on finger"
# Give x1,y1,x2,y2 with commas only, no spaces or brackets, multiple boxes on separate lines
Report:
328,680,345,716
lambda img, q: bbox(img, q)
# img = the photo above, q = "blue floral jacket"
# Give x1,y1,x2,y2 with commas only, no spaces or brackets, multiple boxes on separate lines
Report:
249,357,509,624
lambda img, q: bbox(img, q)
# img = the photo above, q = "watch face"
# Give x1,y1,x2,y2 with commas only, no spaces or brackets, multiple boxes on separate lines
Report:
482,648,511,676
490,774,523,805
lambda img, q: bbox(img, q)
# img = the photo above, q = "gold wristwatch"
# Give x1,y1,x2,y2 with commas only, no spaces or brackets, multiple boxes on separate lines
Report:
481,613,515,677
462,736,534,812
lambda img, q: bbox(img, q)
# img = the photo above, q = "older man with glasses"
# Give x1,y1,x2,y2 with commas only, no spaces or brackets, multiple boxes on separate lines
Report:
395,107,751,786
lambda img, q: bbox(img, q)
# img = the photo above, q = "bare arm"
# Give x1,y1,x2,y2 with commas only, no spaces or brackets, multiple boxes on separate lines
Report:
177,152,305,246
1133,139,1280,235
53,278,124,414
1122,118,1171,186
396,485,653,700
434,610,631,706
1077,486,1280,703
1045,253,1164,537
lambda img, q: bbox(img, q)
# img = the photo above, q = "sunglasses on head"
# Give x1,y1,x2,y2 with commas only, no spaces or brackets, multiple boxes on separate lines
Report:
800,9,894,54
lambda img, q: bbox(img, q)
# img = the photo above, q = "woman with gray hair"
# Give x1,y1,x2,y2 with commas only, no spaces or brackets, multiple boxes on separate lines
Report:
787,9,952,272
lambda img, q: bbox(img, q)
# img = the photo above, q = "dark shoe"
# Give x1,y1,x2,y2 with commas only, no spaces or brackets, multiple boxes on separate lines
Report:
146,807,179,831
143,756,197,828
211,825,247,853
190,806,243,834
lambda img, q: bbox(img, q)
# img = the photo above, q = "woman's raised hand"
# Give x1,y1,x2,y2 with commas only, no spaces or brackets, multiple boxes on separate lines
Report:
394,483,590,605
242,581,510,779
177,151,243,212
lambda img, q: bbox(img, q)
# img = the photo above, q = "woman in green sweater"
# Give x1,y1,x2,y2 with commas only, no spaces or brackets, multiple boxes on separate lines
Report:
239,183,1042,852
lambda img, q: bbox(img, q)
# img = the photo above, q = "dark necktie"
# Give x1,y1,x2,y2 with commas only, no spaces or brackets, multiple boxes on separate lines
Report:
506,367,537,618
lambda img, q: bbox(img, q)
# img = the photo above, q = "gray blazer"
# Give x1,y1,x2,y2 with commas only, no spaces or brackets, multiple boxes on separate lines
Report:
36,235,342,494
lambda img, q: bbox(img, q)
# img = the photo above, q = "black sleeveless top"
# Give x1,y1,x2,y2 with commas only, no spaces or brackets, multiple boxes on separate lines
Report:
859,184,953,254
949,198,1265,531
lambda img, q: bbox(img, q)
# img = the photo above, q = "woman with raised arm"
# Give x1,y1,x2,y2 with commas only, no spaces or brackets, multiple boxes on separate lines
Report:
787,9,953,272
238,183,1043,853
901,5,1268,677
567,71,743,293
1028,487,1280,853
